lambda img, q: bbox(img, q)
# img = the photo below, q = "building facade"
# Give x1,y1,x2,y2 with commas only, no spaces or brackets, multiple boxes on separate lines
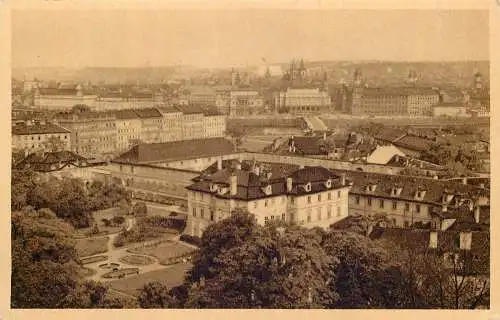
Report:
186,164,351,237
54,112,117,158
12,120,71,152
275,88,332,114
34,85,98,111
115,110,142,151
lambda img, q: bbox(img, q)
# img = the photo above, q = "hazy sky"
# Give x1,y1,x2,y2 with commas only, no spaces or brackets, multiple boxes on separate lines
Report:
12,9,489,68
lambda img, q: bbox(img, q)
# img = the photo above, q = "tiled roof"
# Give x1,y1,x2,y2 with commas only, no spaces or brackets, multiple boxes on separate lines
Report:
187,166,348,201
12,122,70,135
115,109,140,120
328,169,488,205
286,136,328,155
174,105,205,115
201,105,224,116
393,135,434,152
14,151,95,172
374,128,407,143
133,108,162,118
114,138,236,164
157,106,182,114
370,227,489,275
385,154,446,170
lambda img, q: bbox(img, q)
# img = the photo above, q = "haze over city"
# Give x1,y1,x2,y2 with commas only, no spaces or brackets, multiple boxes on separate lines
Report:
12,9,489,69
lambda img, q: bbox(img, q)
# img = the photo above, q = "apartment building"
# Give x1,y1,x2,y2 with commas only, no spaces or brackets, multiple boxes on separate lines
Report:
12,120,71,152
115,109,142,151
186,162,352,237
157,107,183,142
275,88,332,114
54,111,117,158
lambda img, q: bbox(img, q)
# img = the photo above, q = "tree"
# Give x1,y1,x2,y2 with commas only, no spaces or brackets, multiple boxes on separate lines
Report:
321,230,418,308
138,282,178,308
11,168,38,211
183,211,336,308
11,208,80,308
132,201,148,217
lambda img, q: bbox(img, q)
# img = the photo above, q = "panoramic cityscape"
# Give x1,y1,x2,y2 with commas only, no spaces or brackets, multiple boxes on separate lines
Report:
10,8,490,309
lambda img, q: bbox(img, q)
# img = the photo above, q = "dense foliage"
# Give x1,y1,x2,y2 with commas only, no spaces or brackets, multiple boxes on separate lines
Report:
11,207,133,308
12,169,131,228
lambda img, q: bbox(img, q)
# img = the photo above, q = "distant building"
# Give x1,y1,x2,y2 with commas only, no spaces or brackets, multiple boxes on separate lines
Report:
134,108,164,144
54,111,117,158
157,107,184,142
338,69,440,116
34,84,98,111
433,103,469,118
275,88,332,114
330,169,490,229
115,109,142,151
12,120,71,153
186,163,352,237
187,86,217,106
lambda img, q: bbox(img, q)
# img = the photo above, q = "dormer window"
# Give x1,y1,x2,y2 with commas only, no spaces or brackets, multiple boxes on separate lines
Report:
261,185,272,196
324,179,332,189
210,183,219,192
366,184,377,193
218,187,229,195
415,190,426,200
303,182,312,192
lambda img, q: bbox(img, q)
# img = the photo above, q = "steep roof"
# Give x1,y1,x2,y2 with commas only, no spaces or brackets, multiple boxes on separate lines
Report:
187,166,349,201
393,135,434,152
174,105,205,115
113,138,236,164
115,109,140,120
133,108,162,118
12,122,70,135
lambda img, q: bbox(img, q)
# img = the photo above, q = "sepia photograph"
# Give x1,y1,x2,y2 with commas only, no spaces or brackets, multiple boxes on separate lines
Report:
7,1,493,311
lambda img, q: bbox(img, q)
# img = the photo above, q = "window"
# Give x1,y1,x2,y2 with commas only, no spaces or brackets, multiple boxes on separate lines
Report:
290,198,294,204
318,194,321,202
355,196,360,205
317,208,322,220
271,198,275,205
337,206,341,217
392,201,397,210
416,205,421,214
210,212,214,221
379,200,384,209
404,221,410,228
264,217,269,224
307,196,311,204
327,207,332,218
265,200,268,207
307,212,311,223
337,191,341,198
271,215,275,220
282,213,286,220
328,192,332,200
367,198,372,206
253,201,258,209
405,203,410,212
200,208,204,219
192,207,197,217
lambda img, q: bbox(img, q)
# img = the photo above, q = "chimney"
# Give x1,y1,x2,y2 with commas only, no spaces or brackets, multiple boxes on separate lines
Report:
340,173,346,186
286,177,293,192
230,174,238,196
474,206,480,223
217,158,222,171
254,165,261,176
462,177,467,185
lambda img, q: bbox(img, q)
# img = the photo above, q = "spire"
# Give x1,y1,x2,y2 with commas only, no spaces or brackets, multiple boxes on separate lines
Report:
300,58,305,70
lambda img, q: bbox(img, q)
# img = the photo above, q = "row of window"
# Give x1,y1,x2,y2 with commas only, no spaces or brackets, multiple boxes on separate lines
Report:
354,196,422,214
264,213,286,223
305,205,343,223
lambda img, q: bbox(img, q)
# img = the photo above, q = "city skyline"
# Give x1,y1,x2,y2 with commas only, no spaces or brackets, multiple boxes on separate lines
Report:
12,9,489,69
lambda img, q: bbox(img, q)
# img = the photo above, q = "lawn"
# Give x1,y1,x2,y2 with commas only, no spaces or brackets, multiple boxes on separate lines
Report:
109,263,192,297
75,237,109,258
119,254,155,266
128,242,196,265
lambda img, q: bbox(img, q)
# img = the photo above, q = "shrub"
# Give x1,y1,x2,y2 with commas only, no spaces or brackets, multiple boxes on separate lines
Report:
111,216,125,226
180,234,202,247
132,202,148,217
